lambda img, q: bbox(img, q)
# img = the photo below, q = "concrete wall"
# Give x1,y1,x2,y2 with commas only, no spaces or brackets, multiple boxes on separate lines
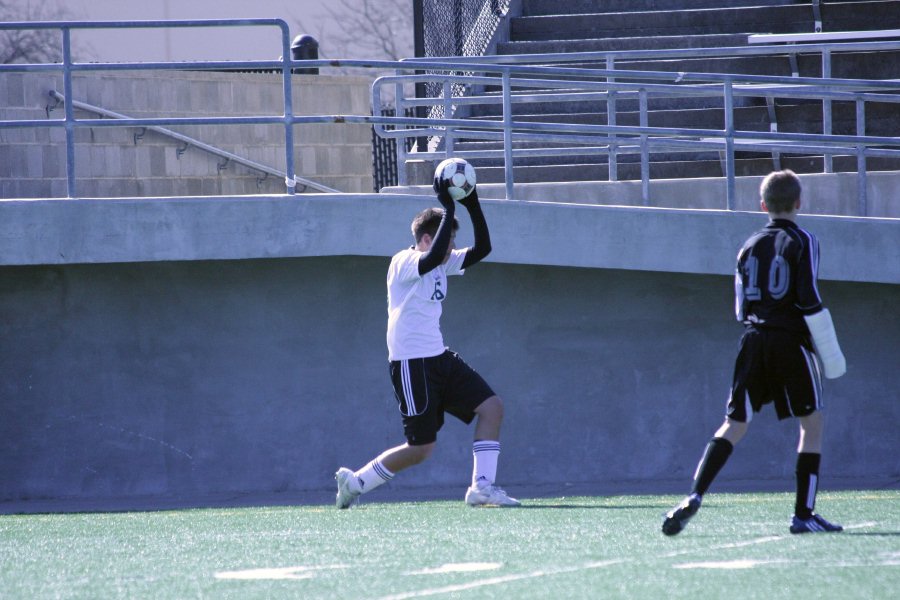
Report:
2,257,897,510
1,193,898,283
0,71,374,198
1,191,898,511
393,169,900,218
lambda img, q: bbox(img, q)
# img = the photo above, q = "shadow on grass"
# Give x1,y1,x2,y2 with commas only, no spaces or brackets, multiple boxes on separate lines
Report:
514,503,672,510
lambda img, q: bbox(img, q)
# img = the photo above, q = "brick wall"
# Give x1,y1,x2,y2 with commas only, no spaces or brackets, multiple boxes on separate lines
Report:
0,71,374,198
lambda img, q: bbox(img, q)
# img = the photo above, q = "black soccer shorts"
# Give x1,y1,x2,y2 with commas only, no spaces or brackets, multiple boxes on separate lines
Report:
726,326,824,422
389,350,496,446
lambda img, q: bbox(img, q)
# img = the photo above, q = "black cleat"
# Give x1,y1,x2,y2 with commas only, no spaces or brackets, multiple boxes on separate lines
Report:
789,513,843,534
662,494,702,536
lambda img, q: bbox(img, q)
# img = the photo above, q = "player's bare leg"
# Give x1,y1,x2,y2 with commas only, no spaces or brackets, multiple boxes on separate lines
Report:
380,442,435,472
714,417,749,445
797,411,823,453
473,395,503,441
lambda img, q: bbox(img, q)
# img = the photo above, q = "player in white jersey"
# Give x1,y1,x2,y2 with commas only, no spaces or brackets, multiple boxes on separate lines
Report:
334,179,519,508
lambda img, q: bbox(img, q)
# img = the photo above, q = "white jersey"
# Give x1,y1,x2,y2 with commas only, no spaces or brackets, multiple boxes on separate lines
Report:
386,246,467,361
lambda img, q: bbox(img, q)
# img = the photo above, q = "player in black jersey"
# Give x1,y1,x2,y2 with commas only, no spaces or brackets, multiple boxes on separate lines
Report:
662,170,847,536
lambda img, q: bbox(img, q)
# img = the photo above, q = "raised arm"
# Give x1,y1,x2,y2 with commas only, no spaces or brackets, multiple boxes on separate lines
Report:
417,179,457,275
459,187,492,270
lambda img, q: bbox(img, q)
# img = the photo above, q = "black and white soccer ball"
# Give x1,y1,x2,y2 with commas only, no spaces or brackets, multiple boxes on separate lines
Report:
434,157,476,201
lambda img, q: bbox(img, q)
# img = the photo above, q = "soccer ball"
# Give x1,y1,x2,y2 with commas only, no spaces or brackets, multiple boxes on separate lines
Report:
434,157,476,201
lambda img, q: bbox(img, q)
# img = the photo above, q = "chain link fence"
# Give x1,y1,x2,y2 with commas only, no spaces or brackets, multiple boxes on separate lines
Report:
372,1,509,190
372,107,415,191
419,0,510,119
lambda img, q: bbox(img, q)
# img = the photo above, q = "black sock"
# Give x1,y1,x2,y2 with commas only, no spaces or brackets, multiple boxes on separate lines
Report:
690,437,734,496
795,452,821,519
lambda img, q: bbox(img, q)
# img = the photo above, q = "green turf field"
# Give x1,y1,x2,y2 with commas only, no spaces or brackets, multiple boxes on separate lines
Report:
2,490,898,599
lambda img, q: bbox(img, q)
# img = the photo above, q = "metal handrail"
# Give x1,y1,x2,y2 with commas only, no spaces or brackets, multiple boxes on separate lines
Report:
372,58,900,212
2,20,899,214
402,39,900,67
0,19,299,198
399,38,900,196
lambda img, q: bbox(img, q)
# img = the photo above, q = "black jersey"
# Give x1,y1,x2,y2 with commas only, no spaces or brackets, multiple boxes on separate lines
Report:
734,218,823,332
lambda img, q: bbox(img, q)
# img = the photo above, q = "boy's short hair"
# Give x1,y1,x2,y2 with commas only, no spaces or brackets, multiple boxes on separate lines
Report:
411,207,459,242
760,169,802,214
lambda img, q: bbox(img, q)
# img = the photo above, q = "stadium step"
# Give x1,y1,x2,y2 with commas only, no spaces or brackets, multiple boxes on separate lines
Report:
520,0,804,17
498,33,750,54
470,155,900,184
467,100,899,135
505,51,900,81
410,1,900,186
510,2,900,42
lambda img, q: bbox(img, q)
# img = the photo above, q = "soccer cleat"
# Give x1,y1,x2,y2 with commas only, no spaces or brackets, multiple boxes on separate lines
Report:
662,494,702,536
789,513,843,534
335,467,361,509
465,483,521,507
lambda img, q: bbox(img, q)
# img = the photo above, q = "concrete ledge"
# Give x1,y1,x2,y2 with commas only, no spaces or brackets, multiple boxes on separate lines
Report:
1,193,897,284
391,170,900,218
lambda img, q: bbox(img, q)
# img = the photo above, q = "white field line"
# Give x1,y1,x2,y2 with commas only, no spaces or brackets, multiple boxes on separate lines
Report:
844,521,877,530
674,558,790,570
662,535,783,558
407,562,502,575
214,564,348,581
375,559,624,600
661,521,880,565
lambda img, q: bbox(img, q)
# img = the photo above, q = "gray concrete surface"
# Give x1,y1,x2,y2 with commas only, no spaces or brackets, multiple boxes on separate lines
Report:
1,190,898,512
1,190,898,284
394,169,900,218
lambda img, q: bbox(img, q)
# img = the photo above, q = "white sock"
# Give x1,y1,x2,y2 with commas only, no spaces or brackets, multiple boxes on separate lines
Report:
354,457,394,495
472,440,500,487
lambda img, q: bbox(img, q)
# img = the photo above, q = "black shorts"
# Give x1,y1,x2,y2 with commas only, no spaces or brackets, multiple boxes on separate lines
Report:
727,326,824,422
389,350,496,446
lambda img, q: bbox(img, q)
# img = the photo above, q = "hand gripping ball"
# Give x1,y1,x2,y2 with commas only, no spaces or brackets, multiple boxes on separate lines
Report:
434,157,476,201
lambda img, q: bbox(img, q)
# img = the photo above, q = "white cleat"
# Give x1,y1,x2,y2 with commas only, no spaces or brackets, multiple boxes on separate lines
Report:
465,483,521,507
335,467,361,509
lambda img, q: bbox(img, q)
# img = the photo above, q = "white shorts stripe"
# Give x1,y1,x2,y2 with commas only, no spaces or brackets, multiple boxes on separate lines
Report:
400,360,415,416
800,346,823,411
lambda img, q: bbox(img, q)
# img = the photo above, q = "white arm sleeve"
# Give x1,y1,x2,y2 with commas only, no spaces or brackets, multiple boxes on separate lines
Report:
804,308,847,379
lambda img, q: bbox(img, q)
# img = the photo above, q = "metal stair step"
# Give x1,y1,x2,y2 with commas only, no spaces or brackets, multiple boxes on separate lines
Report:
471,155,900,183
510,5,815,42
510,2,900,43
522,0,803,18
498,33,750,54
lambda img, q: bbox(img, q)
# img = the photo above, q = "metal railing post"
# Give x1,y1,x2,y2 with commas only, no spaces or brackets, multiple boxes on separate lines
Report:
822,49,833,173
639,88,649,205
856,97,868,216
280,24,297,194
396,80,409,186
606,55,618,182
724,79,736,210
62,27,76,198
443,80,454,156
502,69,514,200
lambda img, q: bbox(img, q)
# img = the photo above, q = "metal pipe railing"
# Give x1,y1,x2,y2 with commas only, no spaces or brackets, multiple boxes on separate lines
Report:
0,19,302,196
47,91,338,194
372,57,900,212
2,20,899,214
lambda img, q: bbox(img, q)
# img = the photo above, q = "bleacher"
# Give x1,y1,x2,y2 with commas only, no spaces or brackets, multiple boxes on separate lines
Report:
442,0,900,185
